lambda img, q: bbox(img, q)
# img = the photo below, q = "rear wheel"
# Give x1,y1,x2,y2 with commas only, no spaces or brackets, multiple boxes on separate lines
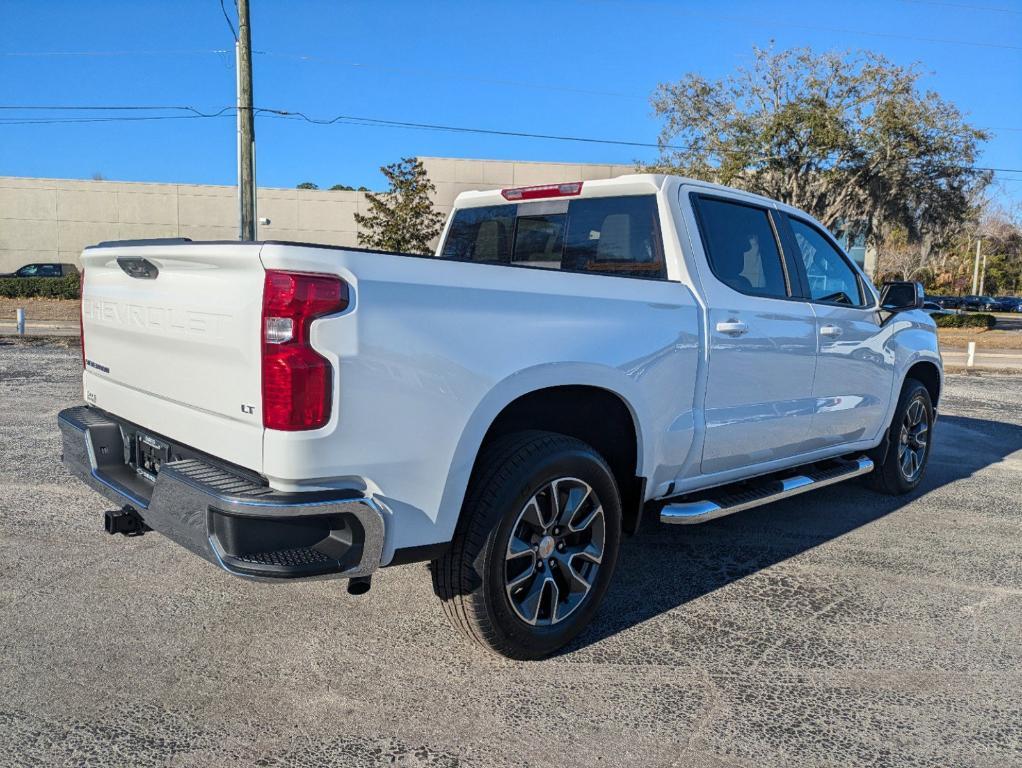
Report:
430,431,622,659
866,378,933,495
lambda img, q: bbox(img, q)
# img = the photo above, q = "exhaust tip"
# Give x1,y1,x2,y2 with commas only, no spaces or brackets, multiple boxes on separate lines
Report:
347,576,372,596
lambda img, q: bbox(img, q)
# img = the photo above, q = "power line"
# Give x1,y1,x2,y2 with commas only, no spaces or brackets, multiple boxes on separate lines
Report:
256,107,685,150
219,0,238,41
1,103,1019,176
0,113,235,126
0,49,231,57
0,105,232,115
257,107,1022,174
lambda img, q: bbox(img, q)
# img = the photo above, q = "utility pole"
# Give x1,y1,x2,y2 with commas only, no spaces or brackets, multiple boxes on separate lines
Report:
236,0,256,241
978,248,987,296
970,238,981,295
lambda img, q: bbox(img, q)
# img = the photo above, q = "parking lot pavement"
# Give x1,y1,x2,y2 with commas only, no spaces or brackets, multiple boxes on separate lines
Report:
1,340,1020,768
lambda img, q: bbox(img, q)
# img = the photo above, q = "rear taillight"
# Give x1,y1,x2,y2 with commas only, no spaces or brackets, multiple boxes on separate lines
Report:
261,270,349,431
500,182,583,201
79,268,85,369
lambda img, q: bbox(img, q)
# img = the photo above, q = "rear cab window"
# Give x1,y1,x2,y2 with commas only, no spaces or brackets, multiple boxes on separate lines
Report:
440,195,666,280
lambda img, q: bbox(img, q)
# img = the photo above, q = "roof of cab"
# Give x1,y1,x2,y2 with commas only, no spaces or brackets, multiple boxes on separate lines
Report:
450,172,792,212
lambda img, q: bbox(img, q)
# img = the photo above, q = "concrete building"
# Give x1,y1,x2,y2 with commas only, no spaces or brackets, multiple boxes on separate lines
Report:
0,157,633,274
0,156,876,274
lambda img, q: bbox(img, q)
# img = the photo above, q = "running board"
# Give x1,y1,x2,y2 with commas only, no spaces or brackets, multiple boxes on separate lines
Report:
659,456,874,525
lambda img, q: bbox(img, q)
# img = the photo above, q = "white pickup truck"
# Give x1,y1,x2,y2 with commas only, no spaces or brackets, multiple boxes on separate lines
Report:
59,174,942,658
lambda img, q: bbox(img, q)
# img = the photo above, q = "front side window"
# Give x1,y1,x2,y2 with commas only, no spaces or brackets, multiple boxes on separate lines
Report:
695,197,788,299
438,195,666,279
788,218,864,306
17,264,41,277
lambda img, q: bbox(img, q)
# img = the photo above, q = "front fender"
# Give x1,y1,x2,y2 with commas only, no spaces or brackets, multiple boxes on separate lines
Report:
878,312,943,431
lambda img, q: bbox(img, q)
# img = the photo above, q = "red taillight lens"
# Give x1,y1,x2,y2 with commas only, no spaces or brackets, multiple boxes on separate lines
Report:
79,268,86,369
261,270,348,431
500,182,583,201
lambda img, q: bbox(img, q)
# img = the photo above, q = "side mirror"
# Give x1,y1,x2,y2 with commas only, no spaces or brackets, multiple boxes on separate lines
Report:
879,281,924,311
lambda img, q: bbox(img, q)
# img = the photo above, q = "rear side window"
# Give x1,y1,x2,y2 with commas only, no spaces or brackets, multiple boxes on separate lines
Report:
788,218,865,306
694,197,788,298
440,205,515,264
439,195,666,279
563,196,664,278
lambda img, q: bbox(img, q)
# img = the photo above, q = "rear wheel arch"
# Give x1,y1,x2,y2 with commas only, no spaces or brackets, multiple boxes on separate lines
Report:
471,385,645,535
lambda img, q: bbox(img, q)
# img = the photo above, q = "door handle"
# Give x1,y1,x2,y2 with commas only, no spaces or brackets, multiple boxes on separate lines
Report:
715,320,748,336
820,324,843,337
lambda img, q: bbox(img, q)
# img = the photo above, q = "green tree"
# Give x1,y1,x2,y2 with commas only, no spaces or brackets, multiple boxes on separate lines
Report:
296,181,319,190
353,158,445,254
329,184,354,191
646,46,990,256
980,208,1022,295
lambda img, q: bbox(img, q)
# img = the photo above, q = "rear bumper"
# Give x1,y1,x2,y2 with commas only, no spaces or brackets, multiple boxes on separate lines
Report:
58,406,385,580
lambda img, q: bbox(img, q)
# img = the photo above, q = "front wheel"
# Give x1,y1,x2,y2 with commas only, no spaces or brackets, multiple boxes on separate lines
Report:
431,431,622,659
866,378,934,495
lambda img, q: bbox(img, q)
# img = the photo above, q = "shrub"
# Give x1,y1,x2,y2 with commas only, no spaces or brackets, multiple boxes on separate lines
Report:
0,273,80,300
934,312,996,329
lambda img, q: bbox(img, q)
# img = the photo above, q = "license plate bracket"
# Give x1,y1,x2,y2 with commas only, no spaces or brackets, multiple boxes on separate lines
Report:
134,432,169,483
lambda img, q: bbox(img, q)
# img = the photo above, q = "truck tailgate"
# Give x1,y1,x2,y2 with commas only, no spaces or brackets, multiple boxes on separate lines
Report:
80,242,265,472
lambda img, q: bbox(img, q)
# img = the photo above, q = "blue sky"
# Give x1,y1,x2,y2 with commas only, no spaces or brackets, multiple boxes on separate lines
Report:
1,0,1020,202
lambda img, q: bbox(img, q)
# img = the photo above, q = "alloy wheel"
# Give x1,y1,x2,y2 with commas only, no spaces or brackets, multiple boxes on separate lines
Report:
898,397,929,482
504,477,605,626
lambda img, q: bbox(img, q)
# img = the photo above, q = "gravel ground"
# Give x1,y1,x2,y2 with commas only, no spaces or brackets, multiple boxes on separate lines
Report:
1,340,1020,767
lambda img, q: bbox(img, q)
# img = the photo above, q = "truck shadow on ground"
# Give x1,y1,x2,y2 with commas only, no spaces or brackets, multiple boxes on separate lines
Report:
561,414,1022,655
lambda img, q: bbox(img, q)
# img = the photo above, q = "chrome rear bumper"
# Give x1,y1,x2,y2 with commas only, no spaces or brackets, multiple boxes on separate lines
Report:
58,406,385,580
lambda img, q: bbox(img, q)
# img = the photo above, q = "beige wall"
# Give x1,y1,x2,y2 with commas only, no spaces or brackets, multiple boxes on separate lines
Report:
0,157,635,273
0,177,371,273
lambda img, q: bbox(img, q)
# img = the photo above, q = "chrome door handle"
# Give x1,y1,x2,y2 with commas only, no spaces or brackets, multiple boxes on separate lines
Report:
715,320,748,336
820,324,843,337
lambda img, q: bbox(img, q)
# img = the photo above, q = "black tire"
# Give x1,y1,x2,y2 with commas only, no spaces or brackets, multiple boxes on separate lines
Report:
430,430,622,660
866,378,934,495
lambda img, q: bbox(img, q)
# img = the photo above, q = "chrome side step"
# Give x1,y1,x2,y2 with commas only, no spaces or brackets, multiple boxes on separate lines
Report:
659,456,874,525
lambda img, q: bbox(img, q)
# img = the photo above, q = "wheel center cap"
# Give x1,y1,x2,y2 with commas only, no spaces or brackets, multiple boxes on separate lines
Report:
537,535,556,559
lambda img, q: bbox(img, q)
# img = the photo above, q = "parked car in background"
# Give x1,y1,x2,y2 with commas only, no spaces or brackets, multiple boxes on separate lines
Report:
994,296,1022,312
933,295,961,310
923,301,954,317
958,295,1010,312
0,262,79,278
58,174,942,658
982,296,1014,312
